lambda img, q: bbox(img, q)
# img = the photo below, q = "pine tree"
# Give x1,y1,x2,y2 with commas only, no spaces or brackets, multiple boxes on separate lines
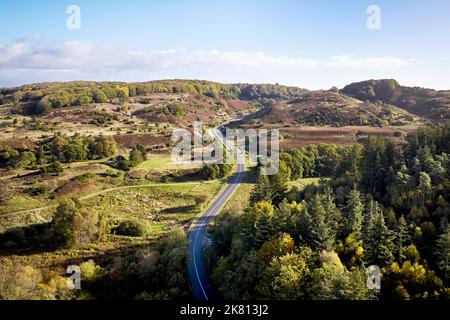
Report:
252,201,276,248
364,209,395,266
435,227,450,282
344,188,364,240
322,188,341,241
296,201,312,244
250,174,273,205
308,195,334,251
273,200,302,237
394,215,410,261
268,169,288,206
363,199,377,245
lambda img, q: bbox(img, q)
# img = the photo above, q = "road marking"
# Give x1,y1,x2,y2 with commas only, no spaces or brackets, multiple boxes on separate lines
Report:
192,182,236,300
191,165,244,300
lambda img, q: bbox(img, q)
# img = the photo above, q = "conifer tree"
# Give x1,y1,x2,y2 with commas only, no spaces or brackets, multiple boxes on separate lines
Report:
435,227,450,282
250,174,273,205
344,188,364,240
308,195,334,251
364,210,395,266
394,215,410,261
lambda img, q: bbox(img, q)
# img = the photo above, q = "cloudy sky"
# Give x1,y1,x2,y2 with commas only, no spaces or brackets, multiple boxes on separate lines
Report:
1,0,449,89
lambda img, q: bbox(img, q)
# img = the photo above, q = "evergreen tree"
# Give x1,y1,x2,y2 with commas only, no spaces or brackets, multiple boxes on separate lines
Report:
268,169,288,206
363,199,377,244
344,188,364,240
364,210,395,266
322,188,341,241
250,174,273,205
394,215,410,261
435,227,450,282
251,201,276,248
308,195,334,251
273,200,302,237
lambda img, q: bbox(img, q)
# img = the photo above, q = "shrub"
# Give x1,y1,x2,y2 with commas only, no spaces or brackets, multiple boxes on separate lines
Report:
80,260,104,281
41,162,64,174
113,220,147,237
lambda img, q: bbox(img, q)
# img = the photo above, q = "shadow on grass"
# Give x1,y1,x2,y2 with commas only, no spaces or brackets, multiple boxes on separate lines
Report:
161,204,197,214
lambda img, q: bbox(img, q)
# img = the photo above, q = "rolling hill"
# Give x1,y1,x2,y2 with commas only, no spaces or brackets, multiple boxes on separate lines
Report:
341,79,450,120
233,90,418,127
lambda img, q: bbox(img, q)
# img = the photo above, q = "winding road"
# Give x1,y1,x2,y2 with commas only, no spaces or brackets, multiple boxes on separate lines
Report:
187,128,246,301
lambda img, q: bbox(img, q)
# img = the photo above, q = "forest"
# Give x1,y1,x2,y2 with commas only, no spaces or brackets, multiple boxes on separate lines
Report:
208,124,450,300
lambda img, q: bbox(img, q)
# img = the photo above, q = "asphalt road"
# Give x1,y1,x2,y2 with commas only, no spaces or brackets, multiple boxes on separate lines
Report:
187,128,245,301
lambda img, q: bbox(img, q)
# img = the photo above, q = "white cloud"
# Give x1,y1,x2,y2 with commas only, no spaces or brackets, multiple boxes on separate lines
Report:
324,55,413,68
0,38,412,73
6,37,440,90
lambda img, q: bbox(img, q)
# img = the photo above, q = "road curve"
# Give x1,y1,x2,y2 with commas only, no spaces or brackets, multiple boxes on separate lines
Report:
187,128,245,301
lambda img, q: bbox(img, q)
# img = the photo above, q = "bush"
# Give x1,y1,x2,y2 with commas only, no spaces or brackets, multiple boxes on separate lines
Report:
51,199,104,247
41,162,64,174
80,260,104,281
113,220,147,237
88,136,116,159
165,103,185,116
201,163,233,180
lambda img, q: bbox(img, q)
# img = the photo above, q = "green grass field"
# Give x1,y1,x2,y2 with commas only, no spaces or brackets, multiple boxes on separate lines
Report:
0,195,51,215
82,180,222,237
134,154,200,171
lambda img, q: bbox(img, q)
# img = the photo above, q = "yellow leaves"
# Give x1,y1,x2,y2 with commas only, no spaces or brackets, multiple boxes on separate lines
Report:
336,241,345,254
404,244,420,262
390,262,401,273
37,274,68,300
336,235,364,266
80,260,104,281
258,233,295,262
355,246,364,257
290,201,303,213
279,234,296,253
400,261,427,285
253,201,275,218
319,250,344,269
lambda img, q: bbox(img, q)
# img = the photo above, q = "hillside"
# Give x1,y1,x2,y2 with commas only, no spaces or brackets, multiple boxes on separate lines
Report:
234,90,418,127
342,79,450,120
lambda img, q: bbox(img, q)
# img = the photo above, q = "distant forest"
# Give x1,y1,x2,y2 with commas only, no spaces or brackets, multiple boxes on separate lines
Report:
0,80,306,115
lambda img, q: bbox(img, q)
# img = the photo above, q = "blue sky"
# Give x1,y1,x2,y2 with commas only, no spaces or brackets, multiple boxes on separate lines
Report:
1,0,449,89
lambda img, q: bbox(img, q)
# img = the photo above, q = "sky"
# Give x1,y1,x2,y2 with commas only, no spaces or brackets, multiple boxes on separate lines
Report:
0,0,449,89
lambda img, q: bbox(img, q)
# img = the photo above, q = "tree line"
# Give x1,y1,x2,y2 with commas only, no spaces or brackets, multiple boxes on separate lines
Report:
0,80,307,115
0,134,117,171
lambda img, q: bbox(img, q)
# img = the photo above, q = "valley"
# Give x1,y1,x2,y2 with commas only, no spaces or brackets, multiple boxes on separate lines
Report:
0,79,449,300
